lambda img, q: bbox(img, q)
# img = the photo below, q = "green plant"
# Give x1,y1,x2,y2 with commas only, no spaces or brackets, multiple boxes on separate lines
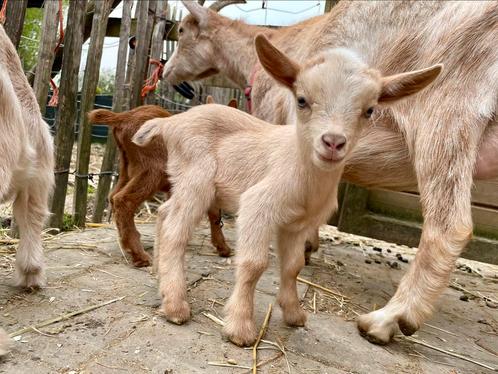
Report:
62,213,74,232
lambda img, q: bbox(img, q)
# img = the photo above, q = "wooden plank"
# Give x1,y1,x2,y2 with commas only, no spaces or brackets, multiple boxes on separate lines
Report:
368,189,498,240
3,0,28,48
355,214,498,265
336,183,369,234
32,0,59,116
49,0,88,229
129,0,156,108
472,179,498,208
144,0,168,104
73,0,114,228
92,0,133,223
27,0,122,85
324,0,339,13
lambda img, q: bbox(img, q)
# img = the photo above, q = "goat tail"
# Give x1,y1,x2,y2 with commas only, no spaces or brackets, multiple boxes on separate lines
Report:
87,109,134,126
87,109,126,126
132,118,165,147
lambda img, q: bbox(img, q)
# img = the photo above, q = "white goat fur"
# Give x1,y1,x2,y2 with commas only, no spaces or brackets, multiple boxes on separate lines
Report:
133,35,440,346
0,25,54,355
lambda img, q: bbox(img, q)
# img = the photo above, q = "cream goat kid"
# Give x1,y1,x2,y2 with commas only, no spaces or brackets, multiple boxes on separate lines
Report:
133,35,441,346
0,25,54,355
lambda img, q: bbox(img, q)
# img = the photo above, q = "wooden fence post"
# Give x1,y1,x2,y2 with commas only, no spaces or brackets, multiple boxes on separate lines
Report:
145,0,168,104
3,0,28,48
73,0,114,228
32,0,60,116
324,0,339,13
92,0,133,223
49,0,88,230
130,0,156,108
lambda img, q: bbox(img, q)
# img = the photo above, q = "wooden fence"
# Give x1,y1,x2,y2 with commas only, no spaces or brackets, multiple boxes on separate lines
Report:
335,181,498,264
4,0,497,264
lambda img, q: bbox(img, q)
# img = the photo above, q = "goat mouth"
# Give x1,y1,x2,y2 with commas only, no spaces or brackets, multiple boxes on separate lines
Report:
316,150,344,163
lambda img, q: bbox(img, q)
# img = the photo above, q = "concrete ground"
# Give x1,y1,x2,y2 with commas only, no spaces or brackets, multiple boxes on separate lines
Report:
0,219,497,374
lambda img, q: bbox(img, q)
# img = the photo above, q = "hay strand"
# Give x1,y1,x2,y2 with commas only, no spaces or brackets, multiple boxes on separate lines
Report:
9,296,125,338
253,303,273,374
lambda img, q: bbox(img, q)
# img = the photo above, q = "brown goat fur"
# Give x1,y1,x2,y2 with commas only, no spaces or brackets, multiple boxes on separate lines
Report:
88,104,232,267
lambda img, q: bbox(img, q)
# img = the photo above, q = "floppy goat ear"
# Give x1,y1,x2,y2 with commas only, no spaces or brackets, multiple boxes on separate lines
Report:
182,0,209,28
132,119,164,147
254,34,300,89
379,64,443,103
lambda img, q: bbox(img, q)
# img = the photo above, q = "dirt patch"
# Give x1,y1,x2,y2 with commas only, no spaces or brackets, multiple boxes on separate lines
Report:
0,220,497,373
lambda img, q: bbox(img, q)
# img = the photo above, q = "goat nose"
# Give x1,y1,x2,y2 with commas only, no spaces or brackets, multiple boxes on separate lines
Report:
321,134,346,151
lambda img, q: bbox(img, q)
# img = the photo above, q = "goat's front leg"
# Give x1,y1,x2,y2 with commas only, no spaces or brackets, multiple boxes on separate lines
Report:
357,119,480,344
223,189,273,346
12,183,50,288
277,228,308,326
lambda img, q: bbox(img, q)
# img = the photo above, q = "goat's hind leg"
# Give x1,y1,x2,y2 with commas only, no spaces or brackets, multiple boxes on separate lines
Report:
12,182,50,288
156,171,216,324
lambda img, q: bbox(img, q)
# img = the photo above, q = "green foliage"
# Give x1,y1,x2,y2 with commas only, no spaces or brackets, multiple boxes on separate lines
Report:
18,8,43,71
62,213,74,232
96,69,116,94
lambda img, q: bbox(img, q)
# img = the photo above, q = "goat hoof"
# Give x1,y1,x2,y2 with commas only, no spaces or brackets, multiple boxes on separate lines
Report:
283,307,307,327
15,267,45,289
398,316,419,336
222,319,257,347
162,300,191,325
132,253,152,268
357,309,397,345
216,245,232,258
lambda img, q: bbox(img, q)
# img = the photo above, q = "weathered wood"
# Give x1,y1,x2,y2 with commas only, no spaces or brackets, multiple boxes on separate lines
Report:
50,0,88,229
73,0,114,228
32,0,59,115
336,184,498,264
129,0,156,108
3,0,28,48
27,0,122,85
324,0,339,13
144,0,168,104
92,0,133,223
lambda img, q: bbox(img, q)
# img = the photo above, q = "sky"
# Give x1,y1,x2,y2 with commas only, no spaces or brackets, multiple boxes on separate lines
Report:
85,0,326,73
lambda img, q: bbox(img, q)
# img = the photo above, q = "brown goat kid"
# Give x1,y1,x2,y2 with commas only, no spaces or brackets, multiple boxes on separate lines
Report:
163,1,498,345
88,99,236,266
133,35,441,346
0,25,54,355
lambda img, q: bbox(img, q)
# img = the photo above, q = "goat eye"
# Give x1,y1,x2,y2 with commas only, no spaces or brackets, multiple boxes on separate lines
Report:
297,96,307,109
179,27,184,34
365,107,374,118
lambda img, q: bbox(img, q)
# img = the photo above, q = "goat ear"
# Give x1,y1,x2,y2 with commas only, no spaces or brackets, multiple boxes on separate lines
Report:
205,95,215,104
228,98,238,109
255,34,300,89
379,64,443,103
182,0,209,28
